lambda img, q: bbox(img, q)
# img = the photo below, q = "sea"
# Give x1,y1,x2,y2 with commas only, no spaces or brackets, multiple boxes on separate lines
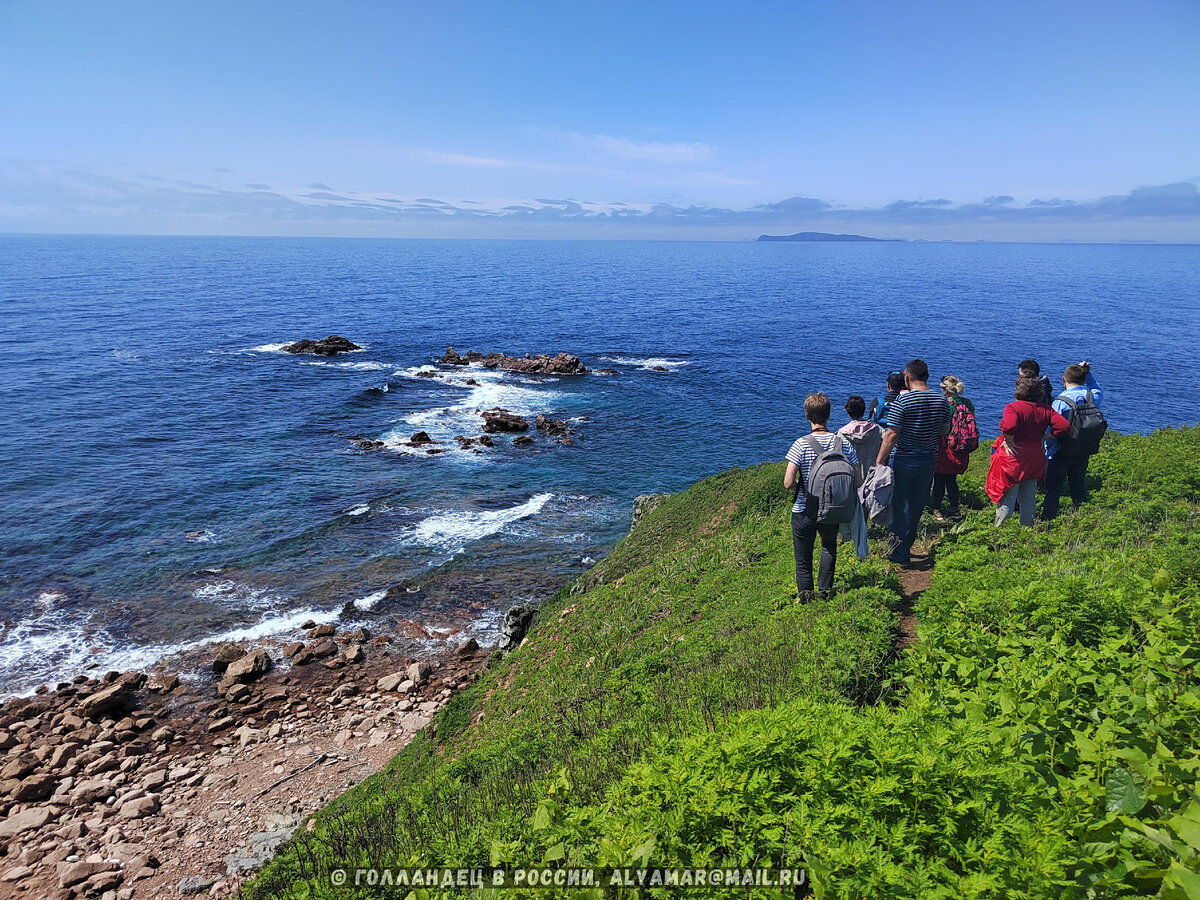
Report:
1,235,1198,696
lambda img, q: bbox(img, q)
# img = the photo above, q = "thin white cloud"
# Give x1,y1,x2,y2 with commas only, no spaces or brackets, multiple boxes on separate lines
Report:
577,133,713,164
422,150,514,168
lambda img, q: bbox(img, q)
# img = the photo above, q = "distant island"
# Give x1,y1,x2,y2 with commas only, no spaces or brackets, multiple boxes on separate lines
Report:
757,231,904,242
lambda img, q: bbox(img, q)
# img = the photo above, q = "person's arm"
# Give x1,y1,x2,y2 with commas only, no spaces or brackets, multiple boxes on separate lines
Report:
784,461,801,492
876,427,899,467
1084,366,1102,404
998,403,1018,452
941,404,953,436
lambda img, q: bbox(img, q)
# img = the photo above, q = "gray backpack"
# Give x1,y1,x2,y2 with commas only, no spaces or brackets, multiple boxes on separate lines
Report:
804,435,858,524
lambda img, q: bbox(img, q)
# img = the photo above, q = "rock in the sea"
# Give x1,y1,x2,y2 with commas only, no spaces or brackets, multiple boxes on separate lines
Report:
441,348,587,375
513,435,534,447
594,368,621,376
281,335,361,356
478,434,495,447
481,408,529,433
535,415,570,436
350,438,385,450
631,493,669,529
409,432,435,445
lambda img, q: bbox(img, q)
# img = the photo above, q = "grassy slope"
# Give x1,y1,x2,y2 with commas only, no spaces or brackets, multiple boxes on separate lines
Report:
250,429,1200,899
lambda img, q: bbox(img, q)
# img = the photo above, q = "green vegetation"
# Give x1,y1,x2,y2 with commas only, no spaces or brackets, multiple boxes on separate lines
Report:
249,428,1200,898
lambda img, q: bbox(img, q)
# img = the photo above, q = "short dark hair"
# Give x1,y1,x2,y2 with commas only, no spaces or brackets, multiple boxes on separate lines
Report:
1019,359,1041,377
1063,364,1087,384
845,395,866,418
904,359,929,381
1014,375,1043,401
886,371,907,392
804,392,831,425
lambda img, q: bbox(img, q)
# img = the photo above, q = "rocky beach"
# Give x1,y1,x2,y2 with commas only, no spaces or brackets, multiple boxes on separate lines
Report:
0,617,521,899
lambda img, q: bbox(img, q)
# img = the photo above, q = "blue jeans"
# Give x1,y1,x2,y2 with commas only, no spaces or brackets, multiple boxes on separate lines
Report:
889,453,936,562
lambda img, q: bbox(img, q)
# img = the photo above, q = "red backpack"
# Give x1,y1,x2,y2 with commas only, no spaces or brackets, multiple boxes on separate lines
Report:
947,399,980,454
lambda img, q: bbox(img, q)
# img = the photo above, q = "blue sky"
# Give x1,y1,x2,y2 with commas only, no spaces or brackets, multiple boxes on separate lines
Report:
1,0,1198,240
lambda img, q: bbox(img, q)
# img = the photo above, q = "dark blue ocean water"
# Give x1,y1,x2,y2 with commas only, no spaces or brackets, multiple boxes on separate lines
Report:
1,235,1198,694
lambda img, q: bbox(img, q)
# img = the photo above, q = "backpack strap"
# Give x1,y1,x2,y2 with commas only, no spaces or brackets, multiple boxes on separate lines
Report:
1055,393,1078,410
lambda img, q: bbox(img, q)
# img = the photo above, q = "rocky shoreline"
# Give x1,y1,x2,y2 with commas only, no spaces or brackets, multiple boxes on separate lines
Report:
0,615,529,899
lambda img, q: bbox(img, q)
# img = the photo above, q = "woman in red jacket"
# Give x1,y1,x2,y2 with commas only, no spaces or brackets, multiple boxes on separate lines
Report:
993,376,1070,526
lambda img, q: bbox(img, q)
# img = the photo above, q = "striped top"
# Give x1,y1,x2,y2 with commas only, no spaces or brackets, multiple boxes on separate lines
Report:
884,389,953,457
786,432,859,514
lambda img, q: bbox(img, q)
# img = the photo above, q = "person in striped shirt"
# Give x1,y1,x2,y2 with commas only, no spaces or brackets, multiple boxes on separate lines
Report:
875,359,953,566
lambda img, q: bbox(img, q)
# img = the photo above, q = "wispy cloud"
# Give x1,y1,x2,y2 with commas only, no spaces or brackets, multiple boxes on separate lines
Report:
1,161,1197,240
576,133,713,164
422,150,515,168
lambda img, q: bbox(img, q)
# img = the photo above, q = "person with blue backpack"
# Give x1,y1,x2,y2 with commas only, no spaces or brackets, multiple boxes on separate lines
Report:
1043,361,1106,520
784,392,861,602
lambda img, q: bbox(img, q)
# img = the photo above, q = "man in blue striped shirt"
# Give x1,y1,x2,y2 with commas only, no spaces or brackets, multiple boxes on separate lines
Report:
875,359,952,566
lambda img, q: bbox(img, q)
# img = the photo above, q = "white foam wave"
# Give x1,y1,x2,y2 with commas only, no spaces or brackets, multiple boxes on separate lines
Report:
192,580,283,610
402,494,554,551
353,589,388,611
186,529,216,543
303,360,387,371
600,356,690,370
382,369,563,452
245,342,294,353
346,504,370,517
112,349,140,360
0,599,346,697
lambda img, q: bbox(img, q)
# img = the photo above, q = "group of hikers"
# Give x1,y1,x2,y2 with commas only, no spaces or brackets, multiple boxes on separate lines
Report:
784,357,1106,599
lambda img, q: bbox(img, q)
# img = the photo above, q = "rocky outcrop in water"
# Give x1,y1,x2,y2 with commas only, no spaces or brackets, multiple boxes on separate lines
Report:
437,348,588,375
481,409,529,433
535,415,570,437
281,335,361,356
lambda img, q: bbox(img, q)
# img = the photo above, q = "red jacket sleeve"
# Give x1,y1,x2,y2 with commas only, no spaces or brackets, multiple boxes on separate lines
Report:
1049,408,1070,436
999,402,1018,434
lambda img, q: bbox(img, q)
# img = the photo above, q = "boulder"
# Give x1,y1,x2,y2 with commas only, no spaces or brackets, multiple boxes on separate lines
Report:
211,643,247,675
70,777,116,804
11,773,56,802
76,673,145,719
513,435,535,447
437,346,470,366
481,408,529,433
406,661,432,684
455,638,480,657
376,673,405,692
58,859,117,888
408,432,435,446
117,795,159,820
478,435,495,447
281,335,361,356
222,649,273,684
309,639,338,659
147,673,180,693
497,604,535,652
0,806,53,838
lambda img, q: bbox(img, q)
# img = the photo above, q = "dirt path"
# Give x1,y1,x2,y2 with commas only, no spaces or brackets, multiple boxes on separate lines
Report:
894,547,934,651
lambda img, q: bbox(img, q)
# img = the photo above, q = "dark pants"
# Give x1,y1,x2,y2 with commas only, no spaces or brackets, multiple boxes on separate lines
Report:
1043,454,1089,520
889,453,936,563
929,473,960,512
792,509,839,599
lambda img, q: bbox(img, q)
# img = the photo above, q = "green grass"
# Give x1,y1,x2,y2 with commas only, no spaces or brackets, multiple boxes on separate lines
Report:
247,428,1200,899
